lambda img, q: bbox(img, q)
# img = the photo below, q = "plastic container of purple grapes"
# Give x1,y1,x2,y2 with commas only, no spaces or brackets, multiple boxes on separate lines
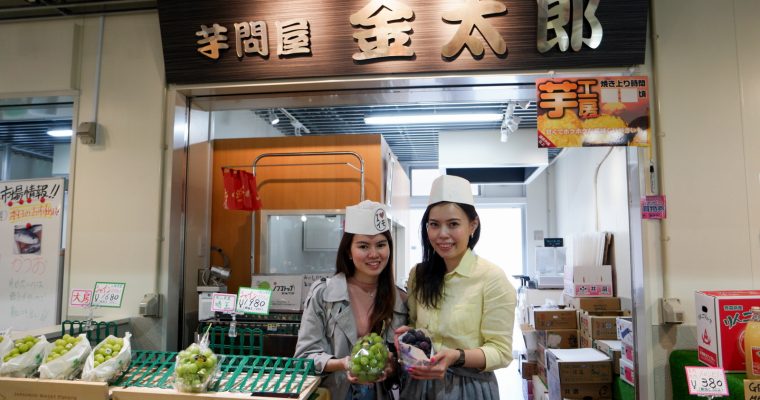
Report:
397,329,434,371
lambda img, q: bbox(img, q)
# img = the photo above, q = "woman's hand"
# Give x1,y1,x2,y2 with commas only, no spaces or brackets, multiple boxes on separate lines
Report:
405,347,458,380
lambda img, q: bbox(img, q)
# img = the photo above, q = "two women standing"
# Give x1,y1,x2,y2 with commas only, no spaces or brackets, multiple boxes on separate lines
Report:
296,175,517,399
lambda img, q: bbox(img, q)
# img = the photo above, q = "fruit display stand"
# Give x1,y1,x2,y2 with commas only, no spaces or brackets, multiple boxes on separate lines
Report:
110,350,319,399
0,350,320,400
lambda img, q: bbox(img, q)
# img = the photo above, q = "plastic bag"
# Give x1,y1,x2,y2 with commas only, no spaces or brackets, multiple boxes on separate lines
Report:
173,331,219,393
0,329,12,360
397,329,434,371
0,335,47,377
348,332,388,383
81,332,132,382
39,333,92,380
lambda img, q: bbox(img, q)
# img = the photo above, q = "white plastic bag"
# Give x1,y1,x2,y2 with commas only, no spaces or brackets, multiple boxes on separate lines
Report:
0,329,12,360
173,331,219,393
0,335,47,377
39,333,92,380
81,332,132,382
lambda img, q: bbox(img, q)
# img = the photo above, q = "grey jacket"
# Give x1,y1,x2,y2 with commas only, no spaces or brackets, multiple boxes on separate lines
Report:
294,273,408,399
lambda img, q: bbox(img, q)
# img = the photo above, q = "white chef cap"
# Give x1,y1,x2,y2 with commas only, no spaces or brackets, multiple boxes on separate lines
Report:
428,175,474,205
344,200,389,235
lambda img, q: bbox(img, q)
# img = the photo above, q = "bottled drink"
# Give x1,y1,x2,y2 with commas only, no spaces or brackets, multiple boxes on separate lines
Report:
744,307,760,378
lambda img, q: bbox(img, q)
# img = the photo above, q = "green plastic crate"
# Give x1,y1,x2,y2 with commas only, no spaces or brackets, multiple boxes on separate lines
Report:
61,320,118,344
199,324,264,356
112,350,316,397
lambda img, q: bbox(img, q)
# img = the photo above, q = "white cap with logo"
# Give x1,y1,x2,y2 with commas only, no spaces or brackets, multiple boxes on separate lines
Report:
428,175,474,205
344,200,389,235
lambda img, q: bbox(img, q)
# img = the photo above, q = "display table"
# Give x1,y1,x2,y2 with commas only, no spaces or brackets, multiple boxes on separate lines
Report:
0,351,320,400
669,349,744,399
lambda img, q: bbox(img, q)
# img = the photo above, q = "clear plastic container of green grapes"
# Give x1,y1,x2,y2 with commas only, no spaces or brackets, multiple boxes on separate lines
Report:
348,333,389,384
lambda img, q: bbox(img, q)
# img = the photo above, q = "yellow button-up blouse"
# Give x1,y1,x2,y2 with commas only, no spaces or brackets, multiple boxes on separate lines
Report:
408,249,517,371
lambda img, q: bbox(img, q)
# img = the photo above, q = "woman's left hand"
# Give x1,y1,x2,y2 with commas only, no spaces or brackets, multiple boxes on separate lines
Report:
405,348,457,380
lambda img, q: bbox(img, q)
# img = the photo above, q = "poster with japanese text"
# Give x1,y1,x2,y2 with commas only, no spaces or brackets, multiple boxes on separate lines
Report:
0,178,65,330
536,76,651,148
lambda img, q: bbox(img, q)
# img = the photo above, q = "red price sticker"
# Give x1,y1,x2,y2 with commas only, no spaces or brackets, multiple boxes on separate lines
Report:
69,289,93,308
236,287,272,315
685,366,728,396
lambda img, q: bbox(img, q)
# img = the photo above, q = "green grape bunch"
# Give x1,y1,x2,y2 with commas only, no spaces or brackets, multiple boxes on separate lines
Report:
174,343,218,392
349,333,389,384
93,337,124,368
3,335,40,363
46,334,83,362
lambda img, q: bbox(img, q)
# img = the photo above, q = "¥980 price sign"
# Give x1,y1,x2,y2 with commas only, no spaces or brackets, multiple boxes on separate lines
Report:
92,282,126,308
236,287,272,315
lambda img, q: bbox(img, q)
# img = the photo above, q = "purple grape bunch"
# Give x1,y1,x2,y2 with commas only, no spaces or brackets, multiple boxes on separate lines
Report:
401,329,432,357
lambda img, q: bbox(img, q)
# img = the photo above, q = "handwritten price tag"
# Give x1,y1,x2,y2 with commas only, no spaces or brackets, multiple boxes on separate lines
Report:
92,282,126,308
236,287,272,315
69,289,93,308
685,366,729,396
211,293,237,313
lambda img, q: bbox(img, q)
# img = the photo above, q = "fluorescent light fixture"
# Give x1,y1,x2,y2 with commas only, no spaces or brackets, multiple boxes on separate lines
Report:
365,113,503,125
47,129,73,137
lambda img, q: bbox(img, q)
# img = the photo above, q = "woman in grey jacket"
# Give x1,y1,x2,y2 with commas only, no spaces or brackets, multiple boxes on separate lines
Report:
295,200,408,400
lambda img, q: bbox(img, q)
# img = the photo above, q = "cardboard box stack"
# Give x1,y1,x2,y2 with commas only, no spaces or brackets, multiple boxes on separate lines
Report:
616,316,634,385
546,348,613,399
594,339,622,375
524,306,578,398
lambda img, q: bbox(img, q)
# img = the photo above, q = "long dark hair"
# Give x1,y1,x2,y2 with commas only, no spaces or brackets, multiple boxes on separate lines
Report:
412,201,480,309
335,230,396,334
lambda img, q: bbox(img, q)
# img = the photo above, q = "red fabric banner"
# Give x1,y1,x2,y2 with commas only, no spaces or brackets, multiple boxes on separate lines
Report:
222,168,262,211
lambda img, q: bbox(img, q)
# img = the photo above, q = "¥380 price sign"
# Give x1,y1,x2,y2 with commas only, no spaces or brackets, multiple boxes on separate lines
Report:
236,287,272,315
685,366,729,397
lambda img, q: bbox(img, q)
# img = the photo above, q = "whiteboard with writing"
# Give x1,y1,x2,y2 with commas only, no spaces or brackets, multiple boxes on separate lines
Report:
0,178,65,330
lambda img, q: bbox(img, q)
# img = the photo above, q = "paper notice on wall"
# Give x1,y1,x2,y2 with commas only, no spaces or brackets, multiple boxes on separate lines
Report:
0,178,65,330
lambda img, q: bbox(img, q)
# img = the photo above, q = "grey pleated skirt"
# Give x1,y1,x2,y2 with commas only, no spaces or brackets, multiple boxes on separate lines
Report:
398,367,499,400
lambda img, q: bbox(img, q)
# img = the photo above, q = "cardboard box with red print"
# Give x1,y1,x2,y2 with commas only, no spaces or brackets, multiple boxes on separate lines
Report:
695,290,760,372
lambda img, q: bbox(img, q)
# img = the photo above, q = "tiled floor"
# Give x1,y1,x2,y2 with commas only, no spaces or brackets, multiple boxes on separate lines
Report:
495,360,524,399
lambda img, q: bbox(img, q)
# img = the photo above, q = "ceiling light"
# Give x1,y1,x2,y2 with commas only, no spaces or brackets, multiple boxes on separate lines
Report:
47,129,72,137
364,113,503,125
269,109,280,125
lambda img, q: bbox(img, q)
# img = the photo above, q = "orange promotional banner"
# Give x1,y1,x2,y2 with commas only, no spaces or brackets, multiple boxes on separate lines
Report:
222,168,262,211
536,76,651,148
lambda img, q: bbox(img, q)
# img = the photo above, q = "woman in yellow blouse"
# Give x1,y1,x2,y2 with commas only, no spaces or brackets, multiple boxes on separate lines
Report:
397,175,517,399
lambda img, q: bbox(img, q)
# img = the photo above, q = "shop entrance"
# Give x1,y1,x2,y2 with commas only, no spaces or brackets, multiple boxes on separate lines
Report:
169,75,645,398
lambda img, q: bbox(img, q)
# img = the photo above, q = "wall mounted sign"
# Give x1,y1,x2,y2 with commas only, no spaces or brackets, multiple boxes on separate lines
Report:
536,76,651,148
157,0,648,85
641,195,666,220
0,178,65,330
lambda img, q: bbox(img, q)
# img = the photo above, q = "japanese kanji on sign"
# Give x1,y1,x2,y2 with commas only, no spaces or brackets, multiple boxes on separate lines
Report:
536,76,651,148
